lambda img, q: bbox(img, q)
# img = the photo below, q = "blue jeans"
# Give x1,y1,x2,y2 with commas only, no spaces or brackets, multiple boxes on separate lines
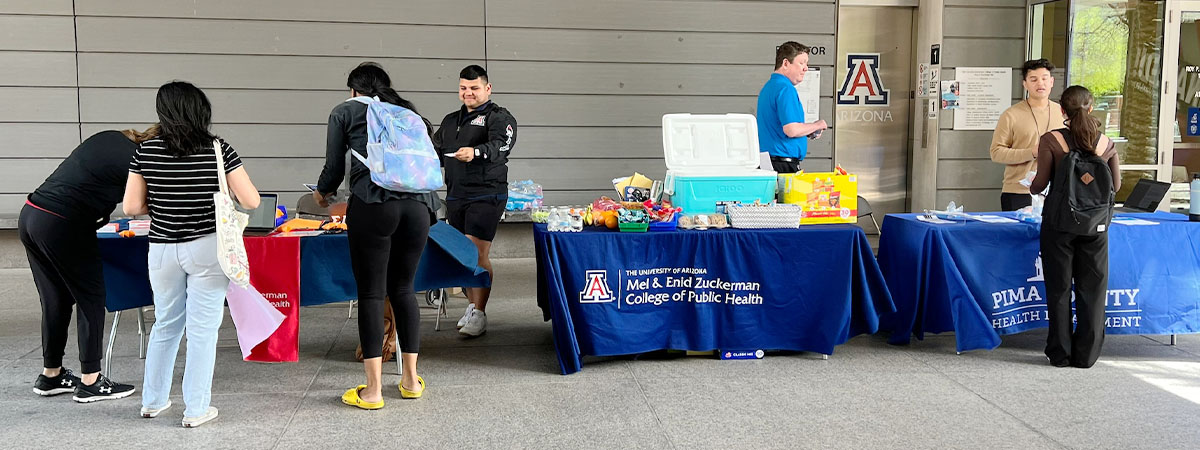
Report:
141,234,228,417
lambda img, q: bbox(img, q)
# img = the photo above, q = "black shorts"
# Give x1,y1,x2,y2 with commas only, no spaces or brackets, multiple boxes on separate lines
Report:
446,197,505,241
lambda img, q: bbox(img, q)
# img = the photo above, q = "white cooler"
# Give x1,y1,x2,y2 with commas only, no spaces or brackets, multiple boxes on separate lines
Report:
662,113,778,214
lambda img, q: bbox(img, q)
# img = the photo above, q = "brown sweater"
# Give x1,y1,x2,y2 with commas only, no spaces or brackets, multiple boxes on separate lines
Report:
989,101,1066,193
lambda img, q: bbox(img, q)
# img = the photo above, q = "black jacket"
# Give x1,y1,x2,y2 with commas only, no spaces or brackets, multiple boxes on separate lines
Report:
434,101,517,200
29,130,136,228
317,99,440,217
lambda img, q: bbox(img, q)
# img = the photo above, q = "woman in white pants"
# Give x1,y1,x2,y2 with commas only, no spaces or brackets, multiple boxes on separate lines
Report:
123,81,260,427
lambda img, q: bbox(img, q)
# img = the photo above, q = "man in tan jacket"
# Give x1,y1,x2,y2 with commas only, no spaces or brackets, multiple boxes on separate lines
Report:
990,59,1065,211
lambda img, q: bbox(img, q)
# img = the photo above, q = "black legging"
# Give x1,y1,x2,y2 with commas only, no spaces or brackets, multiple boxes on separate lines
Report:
347,198,430,358
18,204,107,373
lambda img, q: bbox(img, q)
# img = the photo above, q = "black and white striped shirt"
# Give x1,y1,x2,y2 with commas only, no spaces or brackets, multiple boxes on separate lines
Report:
129,138,243,243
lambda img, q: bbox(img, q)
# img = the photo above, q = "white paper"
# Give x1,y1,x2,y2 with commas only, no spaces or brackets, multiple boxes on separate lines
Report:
1111,218,1159,226
953,68,1013,130
759,152,774,171
972,215,1019,224
916,216,955,224
793,68,821,123
96,223,119,234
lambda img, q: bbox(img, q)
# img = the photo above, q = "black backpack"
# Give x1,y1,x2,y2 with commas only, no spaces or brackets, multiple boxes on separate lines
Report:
1042,130,1114,235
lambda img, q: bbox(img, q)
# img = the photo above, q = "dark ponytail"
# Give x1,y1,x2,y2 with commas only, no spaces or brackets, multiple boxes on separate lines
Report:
347,62,419,114
1060,85,1102,153
155,81,217,157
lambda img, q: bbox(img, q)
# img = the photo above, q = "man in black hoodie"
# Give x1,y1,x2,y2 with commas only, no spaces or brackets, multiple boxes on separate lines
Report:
435,65,517,337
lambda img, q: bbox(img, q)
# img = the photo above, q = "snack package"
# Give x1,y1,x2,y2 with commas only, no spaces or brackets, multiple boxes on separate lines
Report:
778,171,859,224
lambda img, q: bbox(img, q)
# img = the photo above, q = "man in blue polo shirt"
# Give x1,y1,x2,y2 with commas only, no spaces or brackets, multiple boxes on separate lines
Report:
757,41,828,173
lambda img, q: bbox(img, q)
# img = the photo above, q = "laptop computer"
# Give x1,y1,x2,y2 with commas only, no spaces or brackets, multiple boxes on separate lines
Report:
243,193,279,235
1115,179,1169,213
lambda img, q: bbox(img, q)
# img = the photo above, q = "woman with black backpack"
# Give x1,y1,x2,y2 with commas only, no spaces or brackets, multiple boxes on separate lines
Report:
1029,85,1121,368
313,62,439,409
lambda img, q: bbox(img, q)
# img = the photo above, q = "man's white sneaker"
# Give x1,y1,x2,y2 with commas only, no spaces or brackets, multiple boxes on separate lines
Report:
459,309,487,337
182,407,218,428
456,303,475,329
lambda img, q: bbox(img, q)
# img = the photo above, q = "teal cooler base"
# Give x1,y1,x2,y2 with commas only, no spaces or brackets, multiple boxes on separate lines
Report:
668,175,777,214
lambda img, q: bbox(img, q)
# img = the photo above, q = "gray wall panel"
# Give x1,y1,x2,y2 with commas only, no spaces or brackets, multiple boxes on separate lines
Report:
942,38,1024,68
493,94,754,126
75,0,484,26
0,1,73,15
76,17,484,59
490,61,836,96
801,157,833,172
938,130,995,159
233,157,669,194
937,159,1005,189
936,189,1002,211
515,127,664,159
0,123,80,158
494,94,834,127
944,7,1025,38
486,0,836,33
539,190,621,208
78,53,474,92
509,159,666,192
516,127,832,160
0,15,75,51
0,52,76,87
487,28,836,66
0,159,61,192
0,88,78,122
82,124,329,159
79,88,459,125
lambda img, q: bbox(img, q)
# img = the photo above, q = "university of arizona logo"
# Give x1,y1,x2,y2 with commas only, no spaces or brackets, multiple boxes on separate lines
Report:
579,270,613,303
837,54,889,106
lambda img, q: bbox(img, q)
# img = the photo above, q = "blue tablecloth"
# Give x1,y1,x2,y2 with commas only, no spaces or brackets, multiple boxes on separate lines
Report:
877,212,1200,353
99,221,490,312
535,224,896,375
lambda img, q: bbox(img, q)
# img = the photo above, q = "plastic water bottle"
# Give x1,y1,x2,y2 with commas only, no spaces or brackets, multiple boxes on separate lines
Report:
1190,174,1200,222
548,207,562,231
568,210,583,232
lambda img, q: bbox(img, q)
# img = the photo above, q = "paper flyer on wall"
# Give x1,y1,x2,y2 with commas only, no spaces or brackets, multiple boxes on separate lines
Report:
794,67,821,123
941,80,960,110
952,67,1012,130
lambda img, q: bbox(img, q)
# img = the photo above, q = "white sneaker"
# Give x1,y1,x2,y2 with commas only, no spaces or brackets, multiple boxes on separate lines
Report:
456,303,475,329
459,309,487,337
141,400,172,418
182,407,218,428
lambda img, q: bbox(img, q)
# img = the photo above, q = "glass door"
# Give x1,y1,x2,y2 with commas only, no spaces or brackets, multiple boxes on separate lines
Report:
1027,0,1169,204
1165,1,1200,210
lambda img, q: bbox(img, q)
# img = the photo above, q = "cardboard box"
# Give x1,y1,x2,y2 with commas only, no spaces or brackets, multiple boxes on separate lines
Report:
778,172,859,224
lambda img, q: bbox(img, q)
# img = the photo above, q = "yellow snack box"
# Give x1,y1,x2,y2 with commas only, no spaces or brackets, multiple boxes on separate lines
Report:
778,171,859,224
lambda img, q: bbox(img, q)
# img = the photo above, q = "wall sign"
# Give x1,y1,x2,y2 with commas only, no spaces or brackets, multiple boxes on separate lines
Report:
952,67,1012,130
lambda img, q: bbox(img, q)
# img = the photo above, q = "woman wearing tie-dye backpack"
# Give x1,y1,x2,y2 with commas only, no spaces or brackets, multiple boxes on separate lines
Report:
312,62,440,409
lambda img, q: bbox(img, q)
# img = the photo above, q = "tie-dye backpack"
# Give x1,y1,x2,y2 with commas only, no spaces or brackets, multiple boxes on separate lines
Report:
348,96,444,193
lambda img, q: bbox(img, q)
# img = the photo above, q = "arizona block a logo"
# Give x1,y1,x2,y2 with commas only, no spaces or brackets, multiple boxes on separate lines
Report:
837,54,889,106
579,270,613,303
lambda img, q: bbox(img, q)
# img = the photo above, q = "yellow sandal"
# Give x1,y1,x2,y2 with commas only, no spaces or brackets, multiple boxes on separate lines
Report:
341,385,384,410
399,376,426,399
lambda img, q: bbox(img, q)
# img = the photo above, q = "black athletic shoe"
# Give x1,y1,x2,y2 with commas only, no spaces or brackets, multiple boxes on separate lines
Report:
33,368,81,396
72,375,135,403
